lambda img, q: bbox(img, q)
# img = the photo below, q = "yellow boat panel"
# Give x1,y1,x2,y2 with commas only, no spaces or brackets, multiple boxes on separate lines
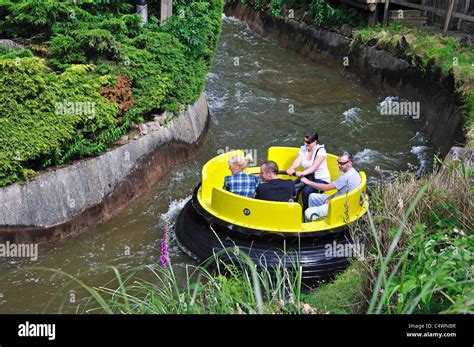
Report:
267,147,302,172
211,187,302,231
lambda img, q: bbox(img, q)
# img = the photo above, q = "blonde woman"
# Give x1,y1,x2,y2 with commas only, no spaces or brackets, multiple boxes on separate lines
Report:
224,154,259,198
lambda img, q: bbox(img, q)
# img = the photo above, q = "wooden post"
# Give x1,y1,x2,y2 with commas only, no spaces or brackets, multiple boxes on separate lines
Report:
383,0,391,27
160,0,173,25
457,0,471,29
435,0,440,26
136,0,148,25
421,0,427,17
443,0,455,34
453,0,459,29
368,4,380,27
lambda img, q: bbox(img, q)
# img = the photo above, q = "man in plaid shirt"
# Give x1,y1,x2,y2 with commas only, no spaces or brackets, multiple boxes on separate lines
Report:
224,155,259,198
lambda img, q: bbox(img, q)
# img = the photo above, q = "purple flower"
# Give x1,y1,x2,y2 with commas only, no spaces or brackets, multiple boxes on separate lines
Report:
161,226,168,268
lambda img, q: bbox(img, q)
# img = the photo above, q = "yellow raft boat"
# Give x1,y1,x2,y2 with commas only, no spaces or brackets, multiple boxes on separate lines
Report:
175,147,369,282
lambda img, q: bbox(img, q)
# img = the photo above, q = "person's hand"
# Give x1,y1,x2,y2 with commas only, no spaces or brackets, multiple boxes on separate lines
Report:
324,196,333,204
287,168,295,176
300,177,310,185
295,171,304,177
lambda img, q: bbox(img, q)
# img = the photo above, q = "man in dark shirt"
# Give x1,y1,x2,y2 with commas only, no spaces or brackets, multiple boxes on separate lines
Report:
256,161,295,202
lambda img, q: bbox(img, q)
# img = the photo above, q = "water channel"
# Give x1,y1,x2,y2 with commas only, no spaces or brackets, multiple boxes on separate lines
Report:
0,16,433,313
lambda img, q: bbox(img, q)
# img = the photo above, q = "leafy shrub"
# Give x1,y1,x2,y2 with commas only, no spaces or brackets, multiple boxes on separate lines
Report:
157,0,223,61
99,75,135,116
0,57,118,185
49,29,122,68
240,0,365,28
119,43,172,118
125,32,208,114
1,0,75,38
0,47,33,59
0,0,223,186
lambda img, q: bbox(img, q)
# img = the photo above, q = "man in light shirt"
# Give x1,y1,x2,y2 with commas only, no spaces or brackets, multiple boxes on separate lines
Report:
300,152,361,221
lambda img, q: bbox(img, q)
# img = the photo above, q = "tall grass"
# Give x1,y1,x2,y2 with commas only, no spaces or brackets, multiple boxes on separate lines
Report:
357,162,474,314
39,246,311,314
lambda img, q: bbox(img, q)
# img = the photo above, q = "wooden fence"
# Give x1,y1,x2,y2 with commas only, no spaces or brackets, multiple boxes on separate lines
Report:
382,0,474,33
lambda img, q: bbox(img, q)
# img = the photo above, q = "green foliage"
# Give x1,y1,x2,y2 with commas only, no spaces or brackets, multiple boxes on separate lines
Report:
156,1,223,61
366,167,474,314
381,218,473,314
352,24,380,44
0,0,223,186
465,90,474,129
0,0,75,38
0,47,33,59
309,0,337,26
326,3,365,28
270,0,283,17
0,58,118,186
42,248,308,314
241,0,366,28
301,262,364,313
123,31,207,114
50,29,123,68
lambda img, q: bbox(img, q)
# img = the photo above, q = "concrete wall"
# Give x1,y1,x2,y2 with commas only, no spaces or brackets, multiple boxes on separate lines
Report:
0,93,209,243
225,2,466,156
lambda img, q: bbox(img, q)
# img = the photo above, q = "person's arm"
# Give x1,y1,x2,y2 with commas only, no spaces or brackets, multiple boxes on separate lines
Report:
287,154,303,176
296,155,325,177
255,185,261,199
300,177,335,192
253,176,260,198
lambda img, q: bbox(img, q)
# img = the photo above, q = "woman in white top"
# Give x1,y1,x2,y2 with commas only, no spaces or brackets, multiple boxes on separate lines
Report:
286,131,331,211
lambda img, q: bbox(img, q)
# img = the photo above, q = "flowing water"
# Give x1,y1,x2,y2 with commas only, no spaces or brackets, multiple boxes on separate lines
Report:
0,16,433,313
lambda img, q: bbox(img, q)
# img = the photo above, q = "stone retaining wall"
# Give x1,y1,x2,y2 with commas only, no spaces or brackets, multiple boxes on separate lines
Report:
0,93,209,243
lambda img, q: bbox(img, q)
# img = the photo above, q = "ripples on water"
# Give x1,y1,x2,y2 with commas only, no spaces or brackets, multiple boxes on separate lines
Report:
0,15,433,313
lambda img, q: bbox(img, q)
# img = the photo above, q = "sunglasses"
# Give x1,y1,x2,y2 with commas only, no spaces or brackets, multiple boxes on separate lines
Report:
337,160,350,165
303,139,313,144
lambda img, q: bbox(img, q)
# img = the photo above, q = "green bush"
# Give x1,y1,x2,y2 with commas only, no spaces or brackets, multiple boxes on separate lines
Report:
0,58,118,186
50,29,123,68
125,32,207,114
366,167,473,314
240,0,365,27
0,0,75,38
157,0,223,61
0,0,223,186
